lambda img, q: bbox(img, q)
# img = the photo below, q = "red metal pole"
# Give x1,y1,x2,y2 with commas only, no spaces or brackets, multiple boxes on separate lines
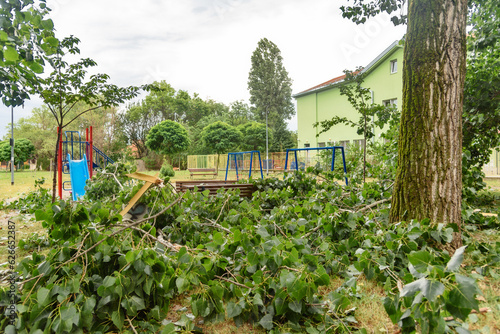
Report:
89,126,93,178
58,127,62,199
86,128,90,173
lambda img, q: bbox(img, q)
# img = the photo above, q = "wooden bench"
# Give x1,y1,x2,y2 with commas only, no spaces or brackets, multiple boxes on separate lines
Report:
188,168,217,179
175,180,256,197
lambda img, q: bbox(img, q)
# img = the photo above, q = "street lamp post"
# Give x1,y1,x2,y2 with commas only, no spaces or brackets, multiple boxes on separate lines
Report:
265,107,269,176
11,103,14,185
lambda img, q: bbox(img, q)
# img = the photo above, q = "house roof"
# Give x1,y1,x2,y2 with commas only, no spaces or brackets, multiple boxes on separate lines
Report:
293,40,402,98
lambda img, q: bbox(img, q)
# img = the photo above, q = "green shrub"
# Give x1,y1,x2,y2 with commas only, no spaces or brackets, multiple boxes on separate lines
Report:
160,161,175,179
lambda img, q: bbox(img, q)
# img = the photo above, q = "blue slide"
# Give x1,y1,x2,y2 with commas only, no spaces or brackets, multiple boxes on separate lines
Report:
67,154,90,201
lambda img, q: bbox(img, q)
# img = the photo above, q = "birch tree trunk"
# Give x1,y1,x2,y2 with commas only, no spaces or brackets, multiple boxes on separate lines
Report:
390,0,468,248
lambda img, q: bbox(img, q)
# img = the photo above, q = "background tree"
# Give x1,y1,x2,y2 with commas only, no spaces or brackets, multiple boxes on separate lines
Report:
0,138,35,168
462,0,500,197
227,101,253,126
342,0,468,249
201,121,242,171
270,122,297,152
118,102,161,159
33,36,147,201
145,120,190,158
237,121,269,152
248,38,295,173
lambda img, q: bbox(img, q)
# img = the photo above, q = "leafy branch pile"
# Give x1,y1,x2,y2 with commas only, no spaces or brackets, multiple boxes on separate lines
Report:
1,172,498,333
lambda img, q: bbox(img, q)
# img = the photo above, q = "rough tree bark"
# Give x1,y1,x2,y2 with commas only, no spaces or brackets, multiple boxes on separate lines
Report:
389,0,468,247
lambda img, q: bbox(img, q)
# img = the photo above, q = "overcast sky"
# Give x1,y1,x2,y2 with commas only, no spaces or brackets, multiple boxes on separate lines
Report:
1,0,406,138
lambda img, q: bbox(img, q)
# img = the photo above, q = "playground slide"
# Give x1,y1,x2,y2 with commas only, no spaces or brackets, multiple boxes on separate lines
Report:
67,153,90,201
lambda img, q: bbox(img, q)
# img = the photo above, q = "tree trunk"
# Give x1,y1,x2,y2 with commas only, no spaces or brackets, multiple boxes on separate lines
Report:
390,0,467,248
52,127,61,202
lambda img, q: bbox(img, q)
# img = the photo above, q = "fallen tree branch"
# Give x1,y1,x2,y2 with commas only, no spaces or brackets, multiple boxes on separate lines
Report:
115,224,182,252
202,217,231,233
215,275,252,289
357,198,391,213
19,195,183,287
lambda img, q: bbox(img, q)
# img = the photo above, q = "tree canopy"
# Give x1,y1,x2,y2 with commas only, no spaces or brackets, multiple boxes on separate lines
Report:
237,121,270,152
247,38,295,128
145,120,191,156
201,121,242,155
0,0,58,106
0,138,35,165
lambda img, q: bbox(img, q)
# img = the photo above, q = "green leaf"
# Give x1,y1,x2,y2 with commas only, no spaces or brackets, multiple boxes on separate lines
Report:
102,276,116,288
130,295,146,311
408,250,433,273
259,314,274,330
111,310,124,329
4,46,19,62
27,61,43,73
455,274,480,309
160,323,176,334
422,280,445,302
37,287,51,307
125,251,135,263
401,277,426,298
213,232,224,245
446,246,467,272
226,301,242,318
41,19,54,30
289,300,302,313
45,36,59,47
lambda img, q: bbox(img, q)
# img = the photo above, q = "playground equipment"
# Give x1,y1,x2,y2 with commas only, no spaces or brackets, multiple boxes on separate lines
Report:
57,126,114,199
225,150,264,181
67,154,90,201
284,146,348,185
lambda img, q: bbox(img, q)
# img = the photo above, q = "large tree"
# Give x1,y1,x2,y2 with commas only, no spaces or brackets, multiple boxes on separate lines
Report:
248,38,294,173
342,0,468,247
248,38,294,127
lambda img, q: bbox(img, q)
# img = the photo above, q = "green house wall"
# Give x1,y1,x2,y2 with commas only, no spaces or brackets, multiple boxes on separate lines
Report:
295,45,404,148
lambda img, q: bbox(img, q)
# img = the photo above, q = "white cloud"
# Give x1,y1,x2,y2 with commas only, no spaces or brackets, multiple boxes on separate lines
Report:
1,0,405,137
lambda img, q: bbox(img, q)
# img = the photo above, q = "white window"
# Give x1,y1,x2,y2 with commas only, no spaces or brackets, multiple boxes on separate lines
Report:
353,139,365,147
318,142,326,147
304,143,310,148
390,60,397,74
383,98,398,107
339,140,350,148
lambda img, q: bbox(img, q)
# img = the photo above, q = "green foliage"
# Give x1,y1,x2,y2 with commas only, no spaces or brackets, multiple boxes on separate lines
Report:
248,38,295,128
2,168,497,333
146,120,190,157
384,246,481,333
159,161,175,179
201,121,242,154
340,0,407,25
84,159,137,202
270,122,296,152
0,138,35,165
0,0,58,107
1,177,51,213
237,121,269,152
118,102,162,159
462,0,500,197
